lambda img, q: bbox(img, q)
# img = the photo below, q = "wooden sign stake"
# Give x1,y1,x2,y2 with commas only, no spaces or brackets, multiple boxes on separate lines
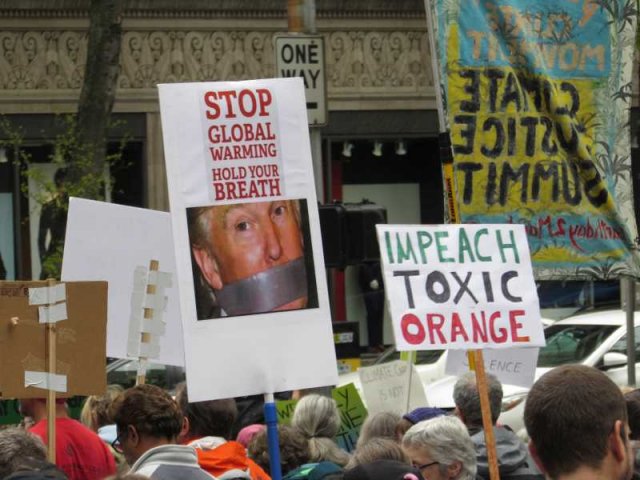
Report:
136,259,159,386
468,350,500,480
45,279,57,463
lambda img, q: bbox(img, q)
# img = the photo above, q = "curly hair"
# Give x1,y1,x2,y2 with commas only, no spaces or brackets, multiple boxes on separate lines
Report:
248,425,310,476
110,384,183,441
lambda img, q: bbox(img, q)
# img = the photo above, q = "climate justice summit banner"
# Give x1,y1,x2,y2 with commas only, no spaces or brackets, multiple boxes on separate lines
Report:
431,0,640,279
159,78,337,402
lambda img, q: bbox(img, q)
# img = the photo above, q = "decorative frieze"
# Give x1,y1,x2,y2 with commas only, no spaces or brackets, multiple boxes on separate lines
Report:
0,29,432,107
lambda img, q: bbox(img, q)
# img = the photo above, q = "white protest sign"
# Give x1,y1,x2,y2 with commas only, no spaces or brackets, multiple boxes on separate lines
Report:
159,78,337,402
61,198,184,366
445,348,539,388
358,360,428,415
377,224,545,351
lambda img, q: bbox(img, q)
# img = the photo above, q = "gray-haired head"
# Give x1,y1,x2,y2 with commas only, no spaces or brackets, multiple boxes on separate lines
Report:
402,415,476,480
292,394,350,466
453,371,503,427
0,428,47,478
348,437,408,469
357,411,401,447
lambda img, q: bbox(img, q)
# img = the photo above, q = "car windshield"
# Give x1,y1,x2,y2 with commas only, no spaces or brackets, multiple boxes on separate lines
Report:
375,348,443,365
538,324,618,367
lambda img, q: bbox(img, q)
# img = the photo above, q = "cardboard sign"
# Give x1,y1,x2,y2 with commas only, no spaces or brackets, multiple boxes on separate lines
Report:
159,78,336,401
358,360,428,415
61,198,184,367
0,281,107,398
377,224,545,351
445,348,539,388
332,383,367,453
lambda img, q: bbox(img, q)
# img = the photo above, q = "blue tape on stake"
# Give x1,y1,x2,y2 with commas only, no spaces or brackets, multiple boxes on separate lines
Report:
264,400,283,480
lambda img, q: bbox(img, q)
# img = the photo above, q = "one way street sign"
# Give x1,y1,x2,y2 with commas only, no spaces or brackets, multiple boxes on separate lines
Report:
275,35,327,126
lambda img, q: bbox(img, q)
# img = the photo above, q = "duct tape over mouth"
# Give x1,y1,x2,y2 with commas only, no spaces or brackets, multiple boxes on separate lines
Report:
215,257,308,316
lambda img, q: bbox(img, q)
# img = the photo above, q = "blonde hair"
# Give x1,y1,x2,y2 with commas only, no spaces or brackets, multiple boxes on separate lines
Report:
80,384,124,431
292,394,350,466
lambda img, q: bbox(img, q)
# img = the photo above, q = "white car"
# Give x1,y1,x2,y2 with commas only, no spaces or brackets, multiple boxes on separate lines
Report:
425,309,640,439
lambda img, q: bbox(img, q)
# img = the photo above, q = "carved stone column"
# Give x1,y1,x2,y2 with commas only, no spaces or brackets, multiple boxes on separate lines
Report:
145,112,169,211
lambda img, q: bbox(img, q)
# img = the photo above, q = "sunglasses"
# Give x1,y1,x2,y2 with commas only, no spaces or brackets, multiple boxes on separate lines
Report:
111,430,126,454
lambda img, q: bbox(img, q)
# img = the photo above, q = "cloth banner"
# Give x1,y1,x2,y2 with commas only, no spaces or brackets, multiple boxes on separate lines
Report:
432,0,640,279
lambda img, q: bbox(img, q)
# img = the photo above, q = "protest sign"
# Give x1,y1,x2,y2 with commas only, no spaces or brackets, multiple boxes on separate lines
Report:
276,399,297,425
332,383,367,453
431,0,640,279
358,360,427,415
0,281,107,398
61,198,184,367
445,348,539,388
159,78,336,402
377,224,544,351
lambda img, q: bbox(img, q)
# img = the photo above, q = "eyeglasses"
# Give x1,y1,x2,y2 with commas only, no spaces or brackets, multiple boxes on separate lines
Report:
413,461,439,471
111,430,126,454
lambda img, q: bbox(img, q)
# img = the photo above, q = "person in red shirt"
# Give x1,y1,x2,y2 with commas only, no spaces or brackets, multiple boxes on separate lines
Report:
20,397,116,480
176,383,271,480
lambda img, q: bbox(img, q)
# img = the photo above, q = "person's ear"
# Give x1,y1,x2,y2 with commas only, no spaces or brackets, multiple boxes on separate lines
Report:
192,247,223,290
454,406,465,423
528,441,547,475
127,425,140,447
178,416,190,443
610,420,628,462
447,461,462,478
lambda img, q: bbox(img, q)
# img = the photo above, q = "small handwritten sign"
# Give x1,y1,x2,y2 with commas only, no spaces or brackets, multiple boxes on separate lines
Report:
358,360,427,415
332,383,367,453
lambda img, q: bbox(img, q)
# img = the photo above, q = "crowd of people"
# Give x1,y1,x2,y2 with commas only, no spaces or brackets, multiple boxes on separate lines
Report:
1,365,640,480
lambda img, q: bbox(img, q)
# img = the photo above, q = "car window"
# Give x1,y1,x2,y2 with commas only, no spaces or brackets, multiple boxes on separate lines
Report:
607,326,640,359
416,350,444,364
373,349,443,365
538,324,618,367
107,361,185,393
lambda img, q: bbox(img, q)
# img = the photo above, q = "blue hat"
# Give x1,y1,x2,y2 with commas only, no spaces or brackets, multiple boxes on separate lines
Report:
402,407,446,425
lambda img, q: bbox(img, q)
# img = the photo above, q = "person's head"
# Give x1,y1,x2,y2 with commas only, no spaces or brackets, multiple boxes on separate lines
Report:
292,394,350,466
189,200,306,314
397,408,447,440
236,424,265,448
0,428,47,478
453,372,502,428
109,384,183,466
625,388,640,440
53,168,67,190
344,460,423,480
248,424,310,476
2,458,68,480
525,365,634,479
348,438,409,469
402,416,476,480
80,384,124,431
19,398,67,422
357,412,401,448
174,382,237,442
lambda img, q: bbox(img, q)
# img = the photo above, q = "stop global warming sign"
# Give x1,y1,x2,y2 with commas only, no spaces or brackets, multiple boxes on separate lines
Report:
376,224,545,350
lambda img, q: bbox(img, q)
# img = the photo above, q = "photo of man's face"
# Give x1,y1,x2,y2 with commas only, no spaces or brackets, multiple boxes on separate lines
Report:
188,199,315,318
